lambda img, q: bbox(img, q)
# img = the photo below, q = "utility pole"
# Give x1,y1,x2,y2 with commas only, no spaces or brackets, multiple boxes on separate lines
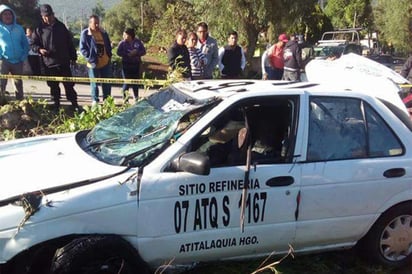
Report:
80,8,84,33
140,2,144,33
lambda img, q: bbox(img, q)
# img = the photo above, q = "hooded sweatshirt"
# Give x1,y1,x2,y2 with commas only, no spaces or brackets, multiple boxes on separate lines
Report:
0,5,29,64
283,39,302,72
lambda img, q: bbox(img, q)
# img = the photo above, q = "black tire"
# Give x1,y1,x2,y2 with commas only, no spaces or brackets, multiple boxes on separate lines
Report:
359,202,412,268
50,235,149,274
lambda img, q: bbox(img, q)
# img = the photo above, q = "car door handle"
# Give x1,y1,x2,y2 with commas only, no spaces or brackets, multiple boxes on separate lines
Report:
266,176,294,187
383,168,405,178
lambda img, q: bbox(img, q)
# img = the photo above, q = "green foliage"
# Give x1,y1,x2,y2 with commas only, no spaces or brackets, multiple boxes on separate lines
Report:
324,0,373,30
2,0,40,28
374,0,412,53
104,0,156,43
92,0,106,19
150,1,199,49
0,96,128,141
0,97,57,140
52,97,128,133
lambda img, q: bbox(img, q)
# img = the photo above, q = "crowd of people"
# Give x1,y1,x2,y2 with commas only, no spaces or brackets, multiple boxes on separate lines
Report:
0,3,146,111
167,22,305,82
0,3,411,111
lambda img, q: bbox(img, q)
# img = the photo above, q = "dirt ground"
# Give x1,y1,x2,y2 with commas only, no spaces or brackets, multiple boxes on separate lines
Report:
141,48,168,80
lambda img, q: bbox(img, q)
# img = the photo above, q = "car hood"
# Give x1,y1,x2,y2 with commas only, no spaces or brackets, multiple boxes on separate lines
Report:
0,133,126,202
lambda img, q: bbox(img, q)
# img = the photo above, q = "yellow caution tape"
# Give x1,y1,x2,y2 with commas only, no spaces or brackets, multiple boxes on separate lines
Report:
0,74,167,85
1,73,410,88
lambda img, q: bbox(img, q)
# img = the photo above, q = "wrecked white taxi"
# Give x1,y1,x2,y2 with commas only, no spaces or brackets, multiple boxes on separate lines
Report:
0,78,411,274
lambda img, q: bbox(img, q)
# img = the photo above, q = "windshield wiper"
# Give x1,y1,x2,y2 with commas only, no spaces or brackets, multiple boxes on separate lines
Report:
118,140,166,166
87,137,120,149
129,125,167,142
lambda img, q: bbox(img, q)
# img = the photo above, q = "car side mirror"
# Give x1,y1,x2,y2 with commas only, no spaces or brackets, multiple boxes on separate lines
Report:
171,152,210,175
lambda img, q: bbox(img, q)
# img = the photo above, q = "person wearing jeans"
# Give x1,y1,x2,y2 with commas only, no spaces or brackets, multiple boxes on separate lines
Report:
80,15,112,105
0,5,29,100
116,28,146,100
87,61,112,104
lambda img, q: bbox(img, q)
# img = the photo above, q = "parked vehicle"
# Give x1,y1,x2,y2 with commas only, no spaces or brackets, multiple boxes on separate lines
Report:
0,77,411,273
314,29,362,59
367,54,397,69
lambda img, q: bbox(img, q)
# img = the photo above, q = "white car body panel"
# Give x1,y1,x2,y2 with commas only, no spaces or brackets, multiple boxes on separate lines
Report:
305,53,409,115
0,133,125,200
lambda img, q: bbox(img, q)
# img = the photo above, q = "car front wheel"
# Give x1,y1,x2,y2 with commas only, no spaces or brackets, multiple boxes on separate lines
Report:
360,202,412,268
50,235,149,274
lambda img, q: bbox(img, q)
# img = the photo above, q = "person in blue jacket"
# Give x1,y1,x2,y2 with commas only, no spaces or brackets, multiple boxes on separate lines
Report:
0,4,29,100
116,28,146,100
79,15,112,106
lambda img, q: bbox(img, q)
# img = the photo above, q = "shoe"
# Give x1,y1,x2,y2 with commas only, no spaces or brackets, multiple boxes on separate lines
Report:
71,100,80,108
70,100,83,112
92,101,98,107
70,104,84,113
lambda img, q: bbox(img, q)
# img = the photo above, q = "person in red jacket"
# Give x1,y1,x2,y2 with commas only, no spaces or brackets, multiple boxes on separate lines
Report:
261,33,288,80
401,55,412,118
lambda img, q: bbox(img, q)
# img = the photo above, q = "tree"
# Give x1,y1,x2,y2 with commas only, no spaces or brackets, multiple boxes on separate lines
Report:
1,0,40,28
92,0,106,19
149,1,199,48
279,0,333,44
324,0,373,29
374,0,412,53
105,0,169,43
192,0,324,76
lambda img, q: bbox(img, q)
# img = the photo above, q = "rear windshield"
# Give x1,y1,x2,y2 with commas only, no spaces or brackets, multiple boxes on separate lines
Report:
379,99,412,131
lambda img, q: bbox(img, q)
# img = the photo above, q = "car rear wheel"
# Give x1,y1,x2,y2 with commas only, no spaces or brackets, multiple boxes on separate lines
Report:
360,202,412,268
50,235,149,274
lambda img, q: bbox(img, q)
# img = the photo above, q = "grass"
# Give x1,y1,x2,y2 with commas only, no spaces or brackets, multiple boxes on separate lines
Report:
181,249,404,274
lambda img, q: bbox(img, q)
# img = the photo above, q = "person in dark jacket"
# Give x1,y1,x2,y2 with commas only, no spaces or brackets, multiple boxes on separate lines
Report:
117,28,146,100
282,34,303,81
31,4,79,110
218,31,246,79
168,29,191,80
401,55,412,84
80,15,113,105
401,55,412,111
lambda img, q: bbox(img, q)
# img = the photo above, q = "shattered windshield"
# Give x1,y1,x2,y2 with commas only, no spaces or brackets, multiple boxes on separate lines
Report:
85,86,216,166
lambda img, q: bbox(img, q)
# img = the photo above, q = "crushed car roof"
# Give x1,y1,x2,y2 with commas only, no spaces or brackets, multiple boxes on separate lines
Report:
171,73,407,115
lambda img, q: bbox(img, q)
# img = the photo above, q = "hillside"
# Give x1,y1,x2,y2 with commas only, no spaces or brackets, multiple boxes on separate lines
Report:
38,0,121,21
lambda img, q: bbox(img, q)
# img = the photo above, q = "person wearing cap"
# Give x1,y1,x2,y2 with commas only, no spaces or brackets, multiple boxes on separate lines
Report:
116,27,146,101
80,15,113,106
31,4,80,111
282,34,304,82
261,33,288,80
0,4,29,101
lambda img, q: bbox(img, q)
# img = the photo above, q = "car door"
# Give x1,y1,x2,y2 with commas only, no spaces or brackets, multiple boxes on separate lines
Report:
137,95,303,264
295,95,408,250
